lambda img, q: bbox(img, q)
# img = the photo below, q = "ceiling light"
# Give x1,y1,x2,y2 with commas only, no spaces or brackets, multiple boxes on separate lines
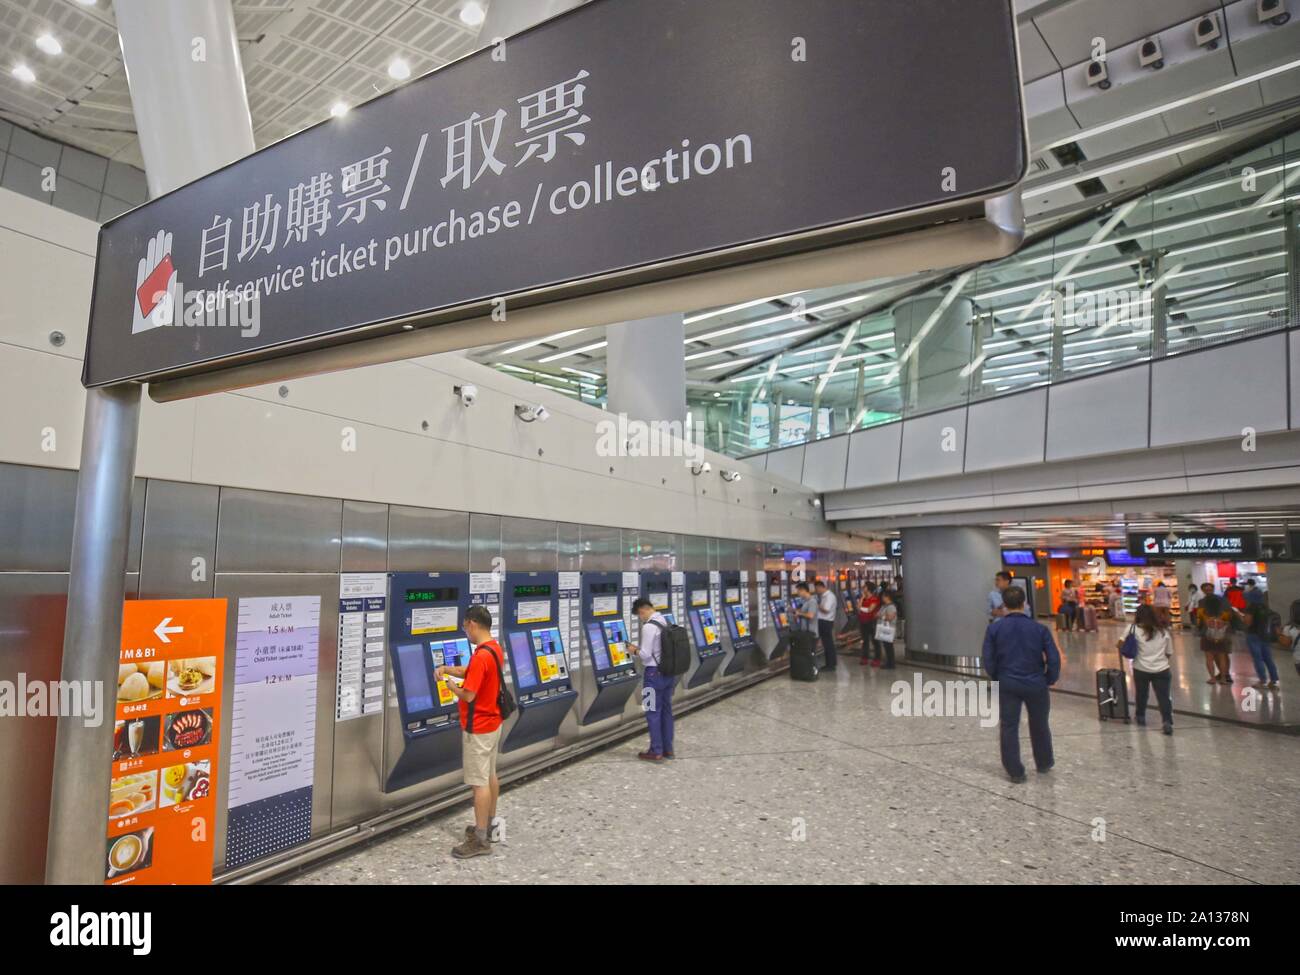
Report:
459,2,486,27
12,64,35,84
330,101,349,117
35,34,62,56
387,58,410,80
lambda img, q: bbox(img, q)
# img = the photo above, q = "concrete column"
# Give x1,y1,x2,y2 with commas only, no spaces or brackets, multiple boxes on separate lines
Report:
605,313,688,426
46,0,255,885
899,526,1001,663
893,293,975,415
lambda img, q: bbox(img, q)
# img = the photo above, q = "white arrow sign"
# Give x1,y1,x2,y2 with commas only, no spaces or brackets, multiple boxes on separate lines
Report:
155,617,184,643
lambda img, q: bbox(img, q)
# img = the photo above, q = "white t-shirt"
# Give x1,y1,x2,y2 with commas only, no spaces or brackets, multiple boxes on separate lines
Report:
816,590,837,621
1152,587,1172,607
1131,627,1172,673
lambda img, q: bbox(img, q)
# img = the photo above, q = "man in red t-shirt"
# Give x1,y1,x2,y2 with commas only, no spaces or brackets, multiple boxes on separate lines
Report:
435,603,503,859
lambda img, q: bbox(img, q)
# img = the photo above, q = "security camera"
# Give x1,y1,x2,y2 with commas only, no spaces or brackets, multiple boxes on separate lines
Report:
453,384,477,407
1194,13,1222,49
1138,37,1164,70
809,497,822,508
1258,0,1290,26
691,460,712,476
514,402,550,423
720,469,742,483
1085,57,1110,90
1166,529,1180,544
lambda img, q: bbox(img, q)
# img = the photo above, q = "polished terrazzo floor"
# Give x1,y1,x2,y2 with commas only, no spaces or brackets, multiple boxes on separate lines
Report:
288,660,1300,885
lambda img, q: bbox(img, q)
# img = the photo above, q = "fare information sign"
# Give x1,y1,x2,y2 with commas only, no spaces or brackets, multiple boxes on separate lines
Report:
83,0,1024,387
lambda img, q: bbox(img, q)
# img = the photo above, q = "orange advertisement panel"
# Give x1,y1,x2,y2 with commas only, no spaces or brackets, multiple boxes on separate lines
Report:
107,599,226,885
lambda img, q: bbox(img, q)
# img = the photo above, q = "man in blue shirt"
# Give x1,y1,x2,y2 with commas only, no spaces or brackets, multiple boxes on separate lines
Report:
982,586,1060,783
988,571,1012,621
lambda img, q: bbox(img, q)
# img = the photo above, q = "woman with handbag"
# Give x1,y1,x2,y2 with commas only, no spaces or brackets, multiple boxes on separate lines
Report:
874,591,898,670
1120,604,1174,734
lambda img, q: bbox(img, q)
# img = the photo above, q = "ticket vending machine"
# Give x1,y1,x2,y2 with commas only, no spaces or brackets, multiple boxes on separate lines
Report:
767,570,791,660
384,572,473,792
720,570,756,676
639,571,681,629
576,571,640,724
500,571,578,753
683,570,726,690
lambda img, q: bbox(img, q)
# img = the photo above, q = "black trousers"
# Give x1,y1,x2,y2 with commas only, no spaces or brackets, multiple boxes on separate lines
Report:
858,618,876,657
998,682,1053,777
1132,668,1173,724
818,619,837,669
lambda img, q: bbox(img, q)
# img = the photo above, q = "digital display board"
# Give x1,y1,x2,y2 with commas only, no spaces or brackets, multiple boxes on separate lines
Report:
587,582,619,595
513,584,553,598
888,539,902,558
1105,549,1146,567
405,587,459,603
1001,549,1038,566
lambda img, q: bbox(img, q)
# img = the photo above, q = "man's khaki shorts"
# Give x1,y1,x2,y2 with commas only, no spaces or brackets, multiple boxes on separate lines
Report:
462,726,502,787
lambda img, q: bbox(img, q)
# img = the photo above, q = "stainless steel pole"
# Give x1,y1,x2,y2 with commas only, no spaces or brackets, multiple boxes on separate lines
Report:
45,384,141,884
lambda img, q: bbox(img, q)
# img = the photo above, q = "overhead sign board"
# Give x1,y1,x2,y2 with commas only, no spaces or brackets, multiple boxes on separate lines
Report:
1126,532,1260,560
83,0,1025,390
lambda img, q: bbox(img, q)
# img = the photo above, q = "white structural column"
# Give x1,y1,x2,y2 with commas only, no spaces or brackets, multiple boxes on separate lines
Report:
899,526,1001,662
605,314,689,426
114,0,256,196
45,0,256,884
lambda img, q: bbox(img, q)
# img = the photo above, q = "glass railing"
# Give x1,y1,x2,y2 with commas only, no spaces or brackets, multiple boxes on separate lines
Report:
724,127,1300,455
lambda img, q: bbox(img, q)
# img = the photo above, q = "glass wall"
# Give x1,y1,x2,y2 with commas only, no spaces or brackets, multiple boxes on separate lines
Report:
723,128,1300,455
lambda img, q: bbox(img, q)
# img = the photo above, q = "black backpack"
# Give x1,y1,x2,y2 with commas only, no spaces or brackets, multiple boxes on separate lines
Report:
465,643,516,732
648,618,692,677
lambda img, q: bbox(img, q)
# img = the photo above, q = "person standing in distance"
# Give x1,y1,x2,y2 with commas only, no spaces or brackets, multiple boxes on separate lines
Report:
814,578,839,671
989,571,1013,622
630,596,675,761
982,586,1060,784
436,603,505,859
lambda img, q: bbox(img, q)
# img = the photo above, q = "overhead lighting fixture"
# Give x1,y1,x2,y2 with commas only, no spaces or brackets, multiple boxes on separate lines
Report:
501,329,584,356
459,2,486,27
387,58,411,80
12,64,35,84
35,34,63,56
683,292,803,325
330,101,349,117
539,340,607,363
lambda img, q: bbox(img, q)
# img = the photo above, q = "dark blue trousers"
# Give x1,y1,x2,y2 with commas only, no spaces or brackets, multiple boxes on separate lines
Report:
998,681,1054,777
642,667,675,756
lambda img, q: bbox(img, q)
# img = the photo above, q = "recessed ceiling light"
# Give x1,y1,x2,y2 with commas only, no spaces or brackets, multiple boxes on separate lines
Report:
12,64,35,84
387,58,410,80
73,0,96,5
459,2,486,27
35,34,63,56
330,101,349,117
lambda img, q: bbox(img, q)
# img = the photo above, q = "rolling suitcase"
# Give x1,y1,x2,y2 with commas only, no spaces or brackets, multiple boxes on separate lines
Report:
1082,604,1098,632
1096,668,1130,722
789,630,819,682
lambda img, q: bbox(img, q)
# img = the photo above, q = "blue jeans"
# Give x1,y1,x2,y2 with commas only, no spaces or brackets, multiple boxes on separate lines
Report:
1245,634,1279,682
643,667,675,756
998,681,1053,777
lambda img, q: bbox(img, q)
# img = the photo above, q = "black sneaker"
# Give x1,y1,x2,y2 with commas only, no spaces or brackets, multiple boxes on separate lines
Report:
1162,723,1173,735
1008,773,1027,784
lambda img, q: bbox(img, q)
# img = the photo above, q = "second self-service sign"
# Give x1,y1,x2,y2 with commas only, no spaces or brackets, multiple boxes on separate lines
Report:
83,0,1025,388
1126,532,1260,560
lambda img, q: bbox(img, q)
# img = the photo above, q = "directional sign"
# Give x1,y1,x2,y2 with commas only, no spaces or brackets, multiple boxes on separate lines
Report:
1126,532,1260,560
108,599,226,885
84,0,1025,390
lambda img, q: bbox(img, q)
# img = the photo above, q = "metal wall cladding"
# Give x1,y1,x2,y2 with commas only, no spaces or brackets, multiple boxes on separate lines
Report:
211,573,340,868
500,516,558,572
139,480,219,599
578,525,623,572
684,534,710,571
715,538,740,571
632,531,677,571
468,513,502,572
217,488,342,573
0,573,137,884
0,464,143,572
557,522,581,572
388,505,467,572
341,501,388,572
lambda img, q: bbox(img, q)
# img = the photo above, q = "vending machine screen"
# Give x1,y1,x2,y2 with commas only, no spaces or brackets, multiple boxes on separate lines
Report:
507,631,538,689
649,591,670,611
586,621,611,671
530,627,568,683
602,619,630,666
429,638,471,706
395,642,435,714
690,609,719,648
729,606,750,640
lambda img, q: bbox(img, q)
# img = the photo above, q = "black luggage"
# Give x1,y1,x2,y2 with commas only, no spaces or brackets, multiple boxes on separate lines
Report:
789,630,819,682
1096,668,1130,722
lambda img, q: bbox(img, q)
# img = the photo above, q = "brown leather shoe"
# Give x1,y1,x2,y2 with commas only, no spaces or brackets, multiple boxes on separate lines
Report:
637,750,663,762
